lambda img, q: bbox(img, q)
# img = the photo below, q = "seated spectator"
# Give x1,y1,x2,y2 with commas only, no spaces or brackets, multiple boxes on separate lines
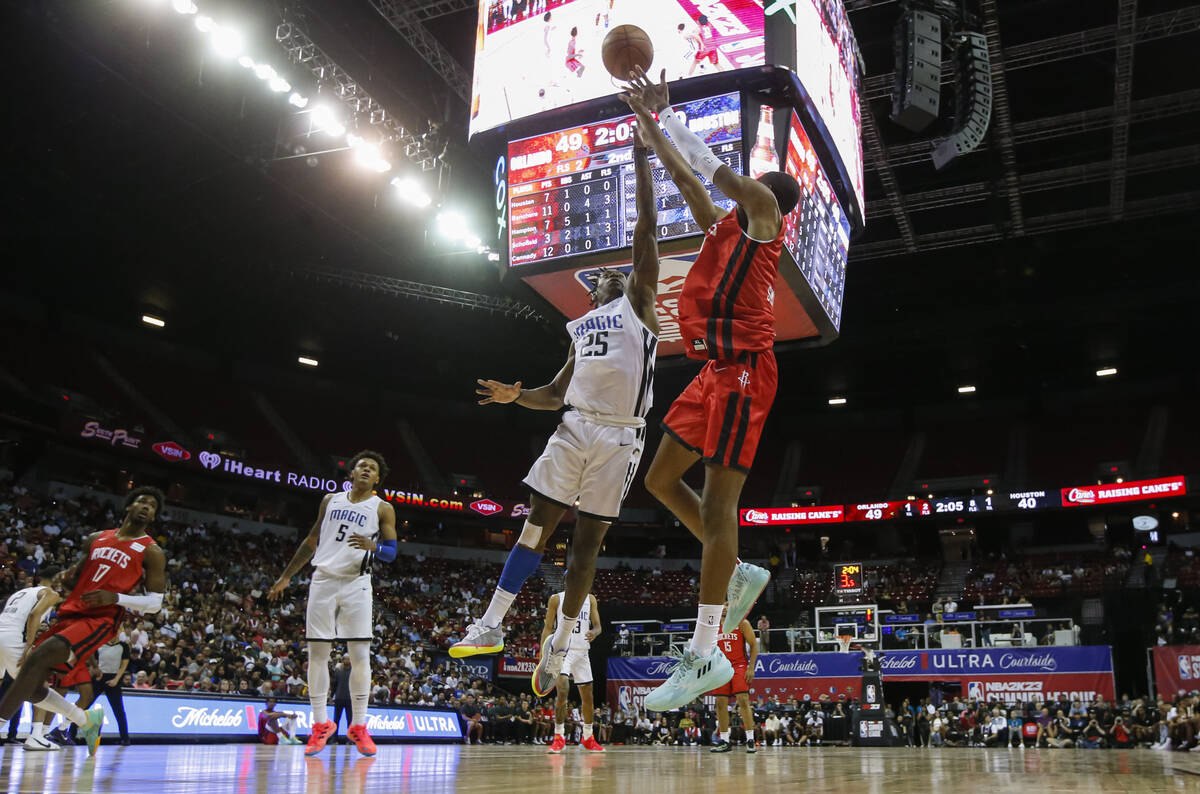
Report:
257,698,301,745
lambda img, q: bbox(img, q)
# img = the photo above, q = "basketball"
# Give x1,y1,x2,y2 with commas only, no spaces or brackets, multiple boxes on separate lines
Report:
602,25,654,80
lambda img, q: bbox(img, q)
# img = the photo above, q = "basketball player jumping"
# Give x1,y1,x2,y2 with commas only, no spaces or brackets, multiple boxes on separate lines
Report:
451,127,661,704
620,67,801,710
0,486,169,755
707,606,758,753
269,451,397,758
542,587,604,754
0,566,61,750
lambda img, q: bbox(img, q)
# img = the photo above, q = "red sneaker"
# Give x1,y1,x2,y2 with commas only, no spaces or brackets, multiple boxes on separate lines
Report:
547,734,567,754
347,724,377,757
305,721,335,757
581,736,605,753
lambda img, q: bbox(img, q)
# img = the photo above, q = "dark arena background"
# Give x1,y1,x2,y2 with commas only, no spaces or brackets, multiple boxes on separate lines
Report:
1,0,1198,791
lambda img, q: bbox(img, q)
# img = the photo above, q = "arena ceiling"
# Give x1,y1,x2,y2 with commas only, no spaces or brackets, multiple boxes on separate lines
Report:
1,0,1197,412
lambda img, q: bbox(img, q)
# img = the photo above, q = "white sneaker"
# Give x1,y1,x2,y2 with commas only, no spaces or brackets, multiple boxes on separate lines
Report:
24,736,61,751
723,562,770,633
1153,740,1172,751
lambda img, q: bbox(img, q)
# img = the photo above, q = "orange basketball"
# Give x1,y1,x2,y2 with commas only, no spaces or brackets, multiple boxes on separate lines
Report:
601,25,654,80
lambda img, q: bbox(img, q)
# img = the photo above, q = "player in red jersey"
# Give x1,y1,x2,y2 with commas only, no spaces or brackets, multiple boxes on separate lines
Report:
706,607,759,753
687,15,721,76
621,67,800,711
0,486,168,755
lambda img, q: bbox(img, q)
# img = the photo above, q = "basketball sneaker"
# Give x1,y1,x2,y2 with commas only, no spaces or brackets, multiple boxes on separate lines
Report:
23,735,61,751
347,724,377,757
450,621,505,658
723,562,770,633
81,705,105,756
547,734,567,754
746,740,757,753
643,647,733,712
709,739,731,753
531,636,567,698
305,720,335,756
581,736,605,752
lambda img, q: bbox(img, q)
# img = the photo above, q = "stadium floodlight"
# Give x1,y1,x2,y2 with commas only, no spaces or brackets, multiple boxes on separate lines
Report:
1096,367,1118,377
310,105,345,137
194,14,215,32
828,397,847,405
253,63,276,81
171,0,198,15
437,211,467,240
237,55,255,69
141,314,166,328
464,235,482,249
487,252,501,262
390,177,431,207
957,385,976,394
212,26,243,58
267,76,291,93
298,356,319,367
348,136,390,173
287,92,308,108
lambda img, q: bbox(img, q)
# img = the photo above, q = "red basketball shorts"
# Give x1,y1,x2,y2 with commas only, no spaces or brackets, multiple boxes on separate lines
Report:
694,49,719,65
50,661,91,689
706,664,750,698
35,615,117,676
662,349,777,473
566,57,583,73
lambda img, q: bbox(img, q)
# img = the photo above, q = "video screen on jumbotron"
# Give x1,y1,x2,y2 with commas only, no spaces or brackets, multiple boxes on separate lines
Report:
470,0,764,137
794,0,864,213
783,108,849,331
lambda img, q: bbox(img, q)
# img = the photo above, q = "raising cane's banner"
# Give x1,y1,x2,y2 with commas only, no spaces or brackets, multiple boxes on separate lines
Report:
739,505,845,526
1062,475,1186,506
609,647,1115,711
1152,645,1200,698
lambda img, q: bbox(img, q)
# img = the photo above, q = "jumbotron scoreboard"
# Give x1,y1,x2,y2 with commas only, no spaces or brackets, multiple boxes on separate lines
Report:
472,0,865,353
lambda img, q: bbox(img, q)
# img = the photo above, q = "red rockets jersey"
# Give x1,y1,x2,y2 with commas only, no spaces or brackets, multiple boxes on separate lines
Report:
716,626,749,667
57,529,156,621
679,209,784,361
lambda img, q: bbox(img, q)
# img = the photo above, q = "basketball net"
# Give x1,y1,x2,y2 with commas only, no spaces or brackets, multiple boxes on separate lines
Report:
836,635,853,654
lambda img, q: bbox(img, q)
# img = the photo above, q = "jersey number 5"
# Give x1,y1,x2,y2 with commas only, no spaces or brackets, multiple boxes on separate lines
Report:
580,330,609,357
335,523,349,542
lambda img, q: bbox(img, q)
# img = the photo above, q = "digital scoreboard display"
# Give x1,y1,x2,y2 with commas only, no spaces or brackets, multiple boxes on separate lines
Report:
782,109,849,330
1005,490,1062,511
902,495,996,518
507,93,742,266
844,501,910,522
834,563,864,596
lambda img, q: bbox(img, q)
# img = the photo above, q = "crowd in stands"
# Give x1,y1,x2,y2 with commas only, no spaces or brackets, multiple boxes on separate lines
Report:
962,550,1132,602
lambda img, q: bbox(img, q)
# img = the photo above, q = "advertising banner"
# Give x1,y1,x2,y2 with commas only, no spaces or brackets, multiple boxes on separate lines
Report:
498,656,539,677
608,647,1115,711
437,653,495,683
739,505,844,526
1152,645,1200,698
1062,475,1187,507
9,691,462,741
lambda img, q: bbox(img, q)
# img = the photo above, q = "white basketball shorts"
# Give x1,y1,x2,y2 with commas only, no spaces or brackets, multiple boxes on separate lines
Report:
523,410,646,522
561,646,593,685
0,631,25,678
306,572,372,642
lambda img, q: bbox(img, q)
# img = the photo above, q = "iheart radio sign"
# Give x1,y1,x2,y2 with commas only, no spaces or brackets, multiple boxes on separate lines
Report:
470,499,504,517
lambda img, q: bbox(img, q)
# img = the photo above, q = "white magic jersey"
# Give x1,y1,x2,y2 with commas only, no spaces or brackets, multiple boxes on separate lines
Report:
312,491,382,578
563,293,657,420
555,592,592,650
0,585,49,639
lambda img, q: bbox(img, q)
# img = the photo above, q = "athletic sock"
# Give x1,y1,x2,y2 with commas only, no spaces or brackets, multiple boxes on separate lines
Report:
34,691,87,728
583,723,593,740
480,588,517,630
746,729,755,744
555,723,565,737
348,641,371,726
689,604,723,656
31,723,44,740
550,614,578,653
308,643,331,724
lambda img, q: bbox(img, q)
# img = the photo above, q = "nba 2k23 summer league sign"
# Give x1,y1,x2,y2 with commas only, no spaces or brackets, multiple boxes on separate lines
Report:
1151,645,1200,698
608,647,1115,709
1062,475,1187,507
498,656,540,677
10,691,462,741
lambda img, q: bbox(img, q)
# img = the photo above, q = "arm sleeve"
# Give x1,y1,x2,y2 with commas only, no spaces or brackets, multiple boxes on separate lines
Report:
374,539,397,563
657,108,723,181
117,592,164,614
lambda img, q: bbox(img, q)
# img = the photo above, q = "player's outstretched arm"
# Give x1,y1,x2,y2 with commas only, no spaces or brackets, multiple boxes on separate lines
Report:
741,618,758,683
348,502,398,562
620,69,722,230
269,493,332,600
476,346,576,411
627,130,661,334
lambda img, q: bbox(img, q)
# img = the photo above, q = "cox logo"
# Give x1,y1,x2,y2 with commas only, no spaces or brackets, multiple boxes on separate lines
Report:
743,509,770,525
1066,488,1096,504
470,499,503,516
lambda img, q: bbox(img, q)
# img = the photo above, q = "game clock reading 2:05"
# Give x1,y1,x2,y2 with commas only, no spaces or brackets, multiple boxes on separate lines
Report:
505,93,743,266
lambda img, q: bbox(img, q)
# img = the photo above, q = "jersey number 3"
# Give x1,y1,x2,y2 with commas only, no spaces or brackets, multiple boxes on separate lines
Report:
580,330,609,358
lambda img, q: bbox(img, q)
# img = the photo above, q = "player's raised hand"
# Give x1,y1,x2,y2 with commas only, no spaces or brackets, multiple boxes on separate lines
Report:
622,66,670,113
267,576,289,601
476,379,521,405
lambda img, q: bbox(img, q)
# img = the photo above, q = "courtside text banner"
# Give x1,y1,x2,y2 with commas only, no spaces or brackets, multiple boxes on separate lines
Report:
739,506,845,526
1062,475,1186,507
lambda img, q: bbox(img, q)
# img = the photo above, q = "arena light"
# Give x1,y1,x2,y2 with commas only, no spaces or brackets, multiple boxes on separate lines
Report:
193,14,214,32
141,314,166,328
297,356,319,368
487,252,501,262
311,105,345,138
828,397,847,405
436,211,468,240
1096,367,1118,377
237,55,254,69
390,177,431,208
287,92,308,109
171,0,197,14
253,63,276,81
347,135,391,174
211,26,243,58
957,385,976,394
464,234,482,250
267,75,291,93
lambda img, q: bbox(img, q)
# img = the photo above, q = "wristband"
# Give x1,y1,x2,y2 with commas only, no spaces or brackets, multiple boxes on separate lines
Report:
117,591,164,614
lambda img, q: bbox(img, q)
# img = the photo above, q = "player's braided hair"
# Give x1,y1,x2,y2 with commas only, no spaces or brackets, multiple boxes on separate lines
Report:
123,485,166,519
350,449,389,482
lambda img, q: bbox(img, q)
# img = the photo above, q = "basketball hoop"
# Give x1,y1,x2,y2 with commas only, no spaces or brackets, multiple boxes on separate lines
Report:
836,634,853,654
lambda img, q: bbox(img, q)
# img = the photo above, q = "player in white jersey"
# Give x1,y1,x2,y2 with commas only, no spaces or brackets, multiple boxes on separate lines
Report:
0,570,62,750
542,588,603,753
451,126,661,699
269,450,396,758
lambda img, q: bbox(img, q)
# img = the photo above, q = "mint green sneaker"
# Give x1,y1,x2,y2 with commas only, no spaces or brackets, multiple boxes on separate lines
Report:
643,647,733,712
723,562,770,633
81,705,104,756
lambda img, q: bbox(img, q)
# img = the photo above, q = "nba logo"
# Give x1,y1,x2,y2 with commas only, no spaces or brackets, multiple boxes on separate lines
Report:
865,685,876,703
1181,656,1193,681
967,681,984,701
618,686,632,711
